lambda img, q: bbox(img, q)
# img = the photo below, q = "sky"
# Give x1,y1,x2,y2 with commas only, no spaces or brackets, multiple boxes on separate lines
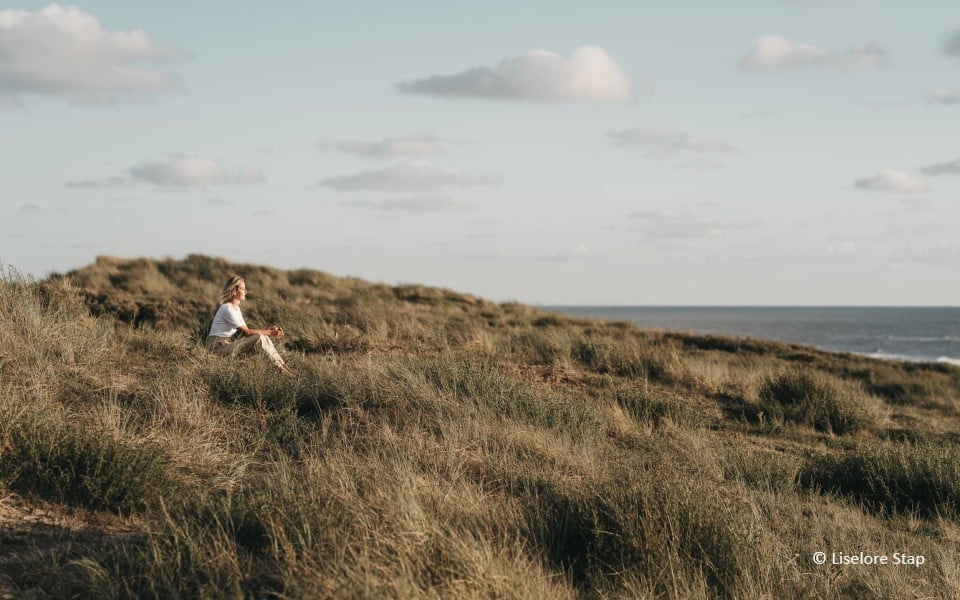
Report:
2,0,959,305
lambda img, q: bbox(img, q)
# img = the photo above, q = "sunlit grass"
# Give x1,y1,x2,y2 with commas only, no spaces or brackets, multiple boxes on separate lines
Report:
1,257,958,598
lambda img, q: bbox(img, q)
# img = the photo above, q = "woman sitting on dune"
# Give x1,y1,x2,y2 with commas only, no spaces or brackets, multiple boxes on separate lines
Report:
206,276,291,374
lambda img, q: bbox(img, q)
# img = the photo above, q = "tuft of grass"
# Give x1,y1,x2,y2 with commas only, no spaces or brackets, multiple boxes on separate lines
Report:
759,368,874,434
523,473,766,599
506,329,571,366
0,405,174,512
418,353,602,440
720,445,801,492
801,441,960,517
615,387,707,429
205,357,342,418
579,333,689,384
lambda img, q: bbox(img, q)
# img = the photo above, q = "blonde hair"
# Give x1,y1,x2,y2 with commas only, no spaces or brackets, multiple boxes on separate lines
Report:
217,276,245,307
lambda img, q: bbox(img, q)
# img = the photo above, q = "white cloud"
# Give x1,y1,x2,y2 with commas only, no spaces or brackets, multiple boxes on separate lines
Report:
0,4,183,104
921,158,960,176
609,127,737,156
927,89,960,105
853,168,928,193
321,161,500,192
740,35,886,71
128,157,264,187
327,133,446,158
397,46,630,102
944,29,960,58
340,196,472,212
65,176,128,189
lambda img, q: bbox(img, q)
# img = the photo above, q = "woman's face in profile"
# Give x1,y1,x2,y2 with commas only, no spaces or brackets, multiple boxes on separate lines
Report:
235,281,247,302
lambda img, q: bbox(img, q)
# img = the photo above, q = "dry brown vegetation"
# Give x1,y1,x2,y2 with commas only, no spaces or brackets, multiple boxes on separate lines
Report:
1,254,959,598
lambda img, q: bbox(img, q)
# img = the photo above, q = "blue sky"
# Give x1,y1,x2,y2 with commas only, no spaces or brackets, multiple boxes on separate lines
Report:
2,1,959,304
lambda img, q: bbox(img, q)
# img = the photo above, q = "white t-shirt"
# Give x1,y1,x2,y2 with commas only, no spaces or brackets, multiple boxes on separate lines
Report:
209,303,247,338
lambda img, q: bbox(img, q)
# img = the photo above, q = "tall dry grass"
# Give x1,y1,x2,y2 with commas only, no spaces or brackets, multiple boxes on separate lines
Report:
1,257,959,598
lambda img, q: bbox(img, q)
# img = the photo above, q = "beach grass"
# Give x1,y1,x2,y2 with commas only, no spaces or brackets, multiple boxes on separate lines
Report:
1,255,959,598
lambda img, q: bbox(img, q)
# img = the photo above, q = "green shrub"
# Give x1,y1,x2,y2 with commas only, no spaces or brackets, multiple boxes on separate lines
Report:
759,368,872,434
206,359,343,419
1,409,173,512
801,441,960,517
571,334,686,384
615,387,706,428
571,336,645,378
532,315,566,327
524,474,763,599
508,329,569,365
418,354,601,439
720,447,801,492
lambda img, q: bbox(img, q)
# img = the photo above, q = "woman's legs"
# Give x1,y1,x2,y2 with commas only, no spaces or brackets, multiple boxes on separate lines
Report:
206,336,233,355
232,334,289,371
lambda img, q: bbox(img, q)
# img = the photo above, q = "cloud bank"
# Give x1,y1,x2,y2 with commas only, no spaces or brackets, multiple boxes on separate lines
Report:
944,29,960,58
927,89,960,105
328,133,445,158
65,176,128,189
921,158,960,176
398,46,630,102
70,157,264,188
129,158,264,187
321,162,500,192
740,35,886,71
609,128,737,156
853,169,928,193
0,4,183,104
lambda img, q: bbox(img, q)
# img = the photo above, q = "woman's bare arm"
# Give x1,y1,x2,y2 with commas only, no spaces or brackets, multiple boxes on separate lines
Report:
238,324,284,337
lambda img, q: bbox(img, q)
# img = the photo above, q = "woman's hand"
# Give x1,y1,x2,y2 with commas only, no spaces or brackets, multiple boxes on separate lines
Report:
269,325,285,338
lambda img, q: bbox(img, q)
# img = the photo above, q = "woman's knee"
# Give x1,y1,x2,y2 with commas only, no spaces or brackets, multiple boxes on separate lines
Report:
254,334,277,349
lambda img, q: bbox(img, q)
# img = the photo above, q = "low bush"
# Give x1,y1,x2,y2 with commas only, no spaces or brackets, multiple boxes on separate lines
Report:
418,354,601,440
615,387,706,428
572,336,646,378
524,473,765,599
1,407,174,512
720,446,801,492
801,441,960,517
205,359,343,419
759,368,873,434
507,329,570,366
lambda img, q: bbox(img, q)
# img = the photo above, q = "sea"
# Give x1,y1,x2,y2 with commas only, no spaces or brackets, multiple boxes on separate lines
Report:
544,306,960,366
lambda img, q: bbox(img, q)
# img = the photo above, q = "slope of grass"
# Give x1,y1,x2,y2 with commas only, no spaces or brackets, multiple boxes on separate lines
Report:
1,256,959,598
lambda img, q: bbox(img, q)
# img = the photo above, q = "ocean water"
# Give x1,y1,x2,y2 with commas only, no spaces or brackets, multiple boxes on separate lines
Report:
545,306,960,365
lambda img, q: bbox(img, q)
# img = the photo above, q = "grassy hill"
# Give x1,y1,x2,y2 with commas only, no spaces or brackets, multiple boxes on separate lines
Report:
2,254,959,598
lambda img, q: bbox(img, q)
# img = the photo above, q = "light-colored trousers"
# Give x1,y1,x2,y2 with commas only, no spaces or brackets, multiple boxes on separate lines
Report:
206,334,287,370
